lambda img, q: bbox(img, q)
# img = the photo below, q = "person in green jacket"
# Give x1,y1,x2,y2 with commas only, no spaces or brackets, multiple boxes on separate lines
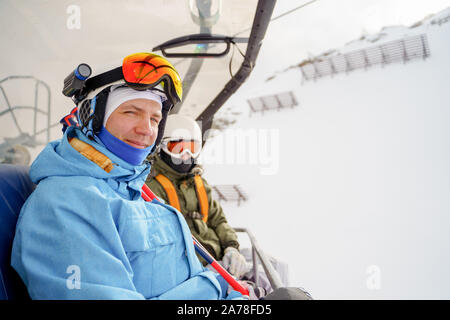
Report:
145,114,313,300
145,114,250,280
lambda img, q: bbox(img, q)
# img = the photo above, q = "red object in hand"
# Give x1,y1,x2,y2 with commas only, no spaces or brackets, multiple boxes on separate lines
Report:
141,183,249,296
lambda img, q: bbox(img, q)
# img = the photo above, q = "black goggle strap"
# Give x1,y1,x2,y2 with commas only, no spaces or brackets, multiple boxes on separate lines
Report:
76,85,112,136
90,88,110,134
151,100,173,154
83,67,123,94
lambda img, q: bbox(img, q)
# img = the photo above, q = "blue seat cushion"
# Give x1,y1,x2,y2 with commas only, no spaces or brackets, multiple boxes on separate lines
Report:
0,164,34,300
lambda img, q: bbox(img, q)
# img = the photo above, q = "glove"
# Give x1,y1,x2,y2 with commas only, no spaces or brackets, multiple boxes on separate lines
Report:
215,270,249,300
221,247,250,279
225,280,265,300
238,280,267,300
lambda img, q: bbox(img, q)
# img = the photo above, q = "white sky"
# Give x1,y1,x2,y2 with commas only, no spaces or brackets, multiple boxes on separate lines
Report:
204,11,450,298
244,0,450,84
201,0,450,299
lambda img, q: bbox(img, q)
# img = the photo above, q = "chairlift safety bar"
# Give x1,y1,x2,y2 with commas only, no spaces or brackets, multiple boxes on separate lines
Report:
234,227,283,290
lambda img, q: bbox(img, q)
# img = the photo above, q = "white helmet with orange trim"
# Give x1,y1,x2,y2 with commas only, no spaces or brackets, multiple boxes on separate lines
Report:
160,114,202,160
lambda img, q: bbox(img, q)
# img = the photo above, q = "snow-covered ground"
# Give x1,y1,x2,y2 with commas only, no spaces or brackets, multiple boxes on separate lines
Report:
201,8,450,299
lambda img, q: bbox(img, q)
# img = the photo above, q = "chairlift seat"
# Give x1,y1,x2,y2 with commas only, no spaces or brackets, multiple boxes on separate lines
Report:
0,164,34,300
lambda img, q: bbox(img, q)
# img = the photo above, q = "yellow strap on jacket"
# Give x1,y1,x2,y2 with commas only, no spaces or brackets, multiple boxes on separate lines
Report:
193,175,209,223
154,174,181,212
155,173,209,223
69,137,114,173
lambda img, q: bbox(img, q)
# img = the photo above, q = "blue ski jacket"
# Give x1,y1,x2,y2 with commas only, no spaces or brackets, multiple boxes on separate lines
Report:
11,126,242,300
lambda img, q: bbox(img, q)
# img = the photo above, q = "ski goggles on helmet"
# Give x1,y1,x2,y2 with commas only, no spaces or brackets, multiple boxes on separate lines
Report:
122,52,182,105
80,52,182,106
161,139,201,158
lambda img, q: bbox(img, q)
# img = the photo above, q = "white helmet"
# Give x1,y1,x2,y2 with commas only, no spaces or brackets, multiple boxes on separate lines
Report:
160,114,202,160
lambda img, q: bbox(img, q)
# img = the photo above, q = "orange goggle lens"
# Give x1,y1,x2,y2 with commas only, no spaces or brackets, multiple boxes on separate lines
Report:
122,52,183,103
167,140,200,155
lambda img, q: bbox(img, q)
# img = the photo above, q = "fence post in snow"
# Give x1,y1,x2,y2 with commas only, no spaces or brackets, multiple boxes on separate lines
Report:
344,54,352,74
247,99,255,117
313,61,320,81
329,57,337,77
300,66,309,85
261,97,268,115
401,39,409,64
289,91,298,108
274,94,282,112
380,44,389,67
421,34,429,60
363,49,371,70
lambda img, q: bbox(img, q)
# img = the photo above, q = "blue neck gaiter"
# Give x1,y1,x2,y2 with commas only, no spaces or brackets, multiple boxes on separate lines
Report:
97,126,153,166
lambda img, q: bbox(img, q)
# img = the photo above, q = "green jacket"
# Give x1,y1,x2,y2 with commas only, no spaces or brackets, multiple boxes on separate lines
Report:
146,154,239,263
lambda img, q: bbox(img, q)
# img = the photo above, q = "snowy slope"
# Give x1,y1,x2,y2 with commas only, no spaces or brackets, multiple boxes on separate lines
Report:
201,8,450,299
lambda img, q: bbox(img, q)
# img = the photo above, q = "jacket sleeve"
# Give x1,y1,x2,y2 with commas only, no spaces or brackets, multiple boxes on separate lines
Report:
11,179,145,300
151,270,245,300
203,178,240,250
151,269,222,300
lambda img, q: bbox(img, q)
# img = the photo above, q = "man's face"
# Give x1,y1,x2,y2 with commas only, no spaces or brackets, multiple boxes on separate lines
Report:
105,98,162,149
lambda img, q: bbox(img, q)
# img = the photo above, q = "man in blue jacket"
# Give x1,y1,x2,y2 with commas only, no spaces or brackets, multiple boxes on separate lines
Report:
10,53,244,300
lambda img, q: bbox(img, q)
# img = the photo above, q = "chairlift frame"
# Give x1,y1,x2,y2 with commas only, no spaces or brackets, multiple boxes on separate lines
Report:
0,76,53,164
156,0,283,291
153,33,248,58
195,0,277,143
235,227,284,290
154,0,277,145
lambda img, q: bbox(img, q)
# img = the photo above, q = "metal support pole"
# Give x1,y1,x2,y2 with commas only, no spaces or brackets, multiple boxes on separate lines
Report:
234,227,283,290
